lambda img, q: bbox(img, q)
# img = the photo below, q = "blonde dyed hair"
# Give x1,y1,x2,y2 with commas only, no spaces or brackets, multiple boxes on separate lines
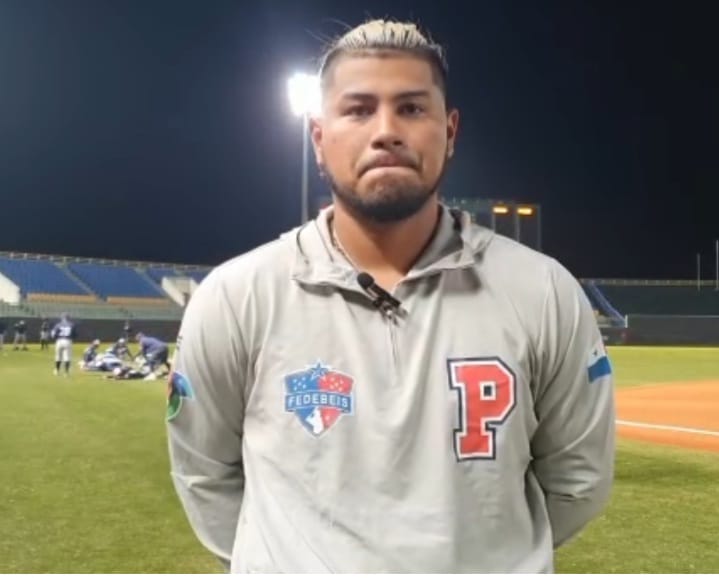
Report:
318,19,449,98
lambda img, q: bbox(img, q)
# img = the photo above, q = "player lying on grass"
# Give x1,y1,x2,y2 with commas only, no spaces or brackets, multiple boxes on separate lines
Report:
103,355,170,381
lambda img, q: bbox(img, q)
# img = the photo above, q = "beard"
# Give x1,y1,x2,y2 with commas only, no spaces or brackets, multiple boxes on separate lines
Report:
322,154,450,224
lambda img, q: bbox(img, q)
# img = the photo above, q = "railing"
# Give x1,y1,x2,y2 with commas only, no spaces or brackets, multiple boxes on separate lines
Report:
582,278,717,287
3,250,714,289
584,281,625,323
0,250,211,272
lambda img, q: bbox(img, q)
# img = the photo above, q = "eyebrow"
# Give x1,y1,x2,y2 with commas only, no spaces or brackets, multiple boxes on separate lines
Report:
338,90,432,102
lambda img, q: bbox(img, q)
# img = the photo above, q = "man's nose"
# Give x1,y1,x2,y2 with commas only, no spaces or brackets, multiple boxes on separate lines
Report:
370,108,405,150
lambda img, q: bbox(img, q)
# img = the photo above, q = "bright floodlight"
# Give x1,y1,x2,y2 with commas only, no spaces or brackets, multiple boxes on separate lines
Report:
287,72,321,117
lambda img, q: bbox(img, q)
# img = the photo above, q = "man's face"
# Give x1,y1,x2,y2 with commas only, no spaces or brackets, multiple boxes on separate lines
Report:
311,52,459,223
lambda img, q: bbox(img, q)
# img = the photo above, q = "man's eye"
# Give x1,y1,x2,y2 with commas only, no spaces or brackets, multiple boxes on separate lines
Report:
399,103,424,115
346,106,371,117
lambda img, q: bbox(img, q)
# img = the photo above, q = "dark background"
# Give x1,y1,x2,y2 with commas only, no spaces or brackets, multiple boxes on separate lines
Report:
1,0,716,279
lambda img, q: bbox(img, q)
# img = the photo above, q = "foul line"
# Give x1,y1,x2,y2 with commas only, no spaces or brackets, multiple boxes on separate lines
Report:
616,420,719,438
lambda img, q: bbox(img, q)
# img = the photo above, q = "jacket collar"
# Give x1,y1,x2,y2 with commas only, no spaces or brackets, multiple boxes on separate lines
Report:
289,203,494,291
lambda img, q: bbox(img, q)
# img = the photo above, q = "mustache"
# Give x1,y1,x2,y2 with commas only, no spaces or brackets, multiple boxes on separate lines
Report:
358,154,419,175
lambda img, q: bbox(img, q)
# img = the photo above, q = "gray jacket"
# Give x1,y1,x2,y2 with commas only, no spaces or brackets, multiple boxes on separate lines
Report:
167,205,615,573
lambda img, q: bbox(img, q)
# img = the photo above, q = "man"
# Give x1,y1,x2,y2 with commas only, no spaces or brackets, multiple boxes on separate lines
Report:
104,361,154,381
81,338,133,373
123,320,132,342
13,319,28,350
108,337,133,361
83,347,125,373
167,19,615,573
135,332,170,374
0,318,6,352
51,314,76,376
79,339,102,370
39,318,50,350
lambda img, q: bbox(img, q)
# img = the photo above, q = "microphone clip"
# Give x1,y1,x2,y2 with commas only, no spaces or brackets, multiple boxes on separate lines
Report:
356,272,404,317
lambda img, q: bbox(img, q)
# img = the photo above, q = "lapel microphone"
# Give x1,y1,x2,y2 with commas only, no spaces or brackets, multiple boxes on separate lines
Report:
356,272,403,314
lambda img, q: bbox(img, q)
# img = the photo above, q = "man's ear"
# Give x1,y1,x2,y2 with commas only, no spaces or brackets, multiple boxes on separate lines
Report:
310,116,324,168
446,108,459,158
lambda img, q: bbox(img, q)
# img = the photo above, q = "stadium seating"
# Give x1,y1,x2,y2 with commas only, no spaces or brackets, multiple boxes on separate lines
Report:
67,263,165,299
148,266,210,285
3,251,719,335
595,284,719,316
0,258,90,296
106,296,171,305
25,293,97,303
0,256,193,323
185,269,210,284
146,266,180,284
582,281,624,324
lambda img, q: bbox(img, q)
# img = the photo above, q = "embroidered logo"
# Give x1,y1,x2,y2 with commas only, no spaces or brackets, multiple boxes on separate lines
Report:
284,362,354,436
167,371,194,421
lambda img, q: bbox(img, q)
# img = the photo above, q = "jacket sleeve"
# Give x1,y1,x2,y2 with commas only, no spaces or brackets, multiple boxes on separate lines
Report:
531,260,616,548
166,270,247,568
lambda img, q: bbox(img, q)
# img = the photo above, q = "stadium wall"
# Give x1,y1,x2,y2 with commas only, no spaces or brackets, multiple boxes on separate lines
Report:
625,315,719,346
0,274,21,305
0,317,180,344
5,317,712,347
4,317,716,347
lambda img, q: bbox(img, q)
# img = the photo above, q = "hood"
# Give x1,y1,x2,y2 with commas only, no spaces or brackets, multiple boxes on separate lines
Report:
287,203,495,292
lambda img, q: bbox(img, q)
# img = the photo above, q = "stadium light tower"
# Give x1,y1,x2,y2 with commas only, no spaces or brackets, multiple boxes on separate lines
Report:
287,72,321,224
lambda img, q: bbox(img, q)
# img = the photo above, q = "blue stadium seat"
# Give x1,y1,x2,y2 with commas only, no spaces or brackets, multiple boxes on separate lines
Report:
0,258,89,295
67,263,165,299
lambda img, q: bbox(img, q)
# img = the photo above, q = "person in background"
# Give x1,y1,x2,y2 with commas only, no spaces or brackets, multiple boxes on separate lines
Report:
108,337,133,361
39,318,50,351
13,319,28,351
51,314,77,377
80,339,102,369
0,318,6,352
135,332,171,374
123,320,132,342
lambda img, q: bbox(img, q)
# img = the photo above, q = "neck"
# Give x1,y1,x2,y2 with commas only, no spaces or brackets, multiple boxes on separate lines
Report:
331,196,441,287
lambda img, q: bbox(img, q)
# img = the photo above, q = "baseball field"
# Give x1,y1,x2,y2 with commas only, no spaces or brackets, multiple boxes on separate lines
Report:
0,345,717,573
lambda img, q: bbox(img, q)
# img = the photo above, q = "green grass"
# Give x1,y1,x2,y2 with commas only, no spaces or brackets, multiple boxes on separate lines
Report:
0,345,717,572
0,346,220,573
556,439,719,573
608,346,718,387
556,346,719,573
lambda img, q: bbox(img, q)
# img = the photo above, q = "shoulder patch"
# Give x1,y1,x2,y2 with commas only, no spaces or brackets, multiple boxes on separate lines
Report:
588,337,612,383
167,371,195,421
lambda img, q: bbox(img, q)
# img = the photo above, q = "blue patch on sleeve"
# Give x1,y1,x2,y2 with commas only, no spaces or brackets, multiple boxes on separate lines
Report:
588,356,612,383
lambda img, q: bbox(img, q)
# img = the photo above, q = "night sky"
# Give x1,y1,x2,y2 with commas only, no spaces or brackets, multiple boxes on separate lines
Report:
0,0,716,279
